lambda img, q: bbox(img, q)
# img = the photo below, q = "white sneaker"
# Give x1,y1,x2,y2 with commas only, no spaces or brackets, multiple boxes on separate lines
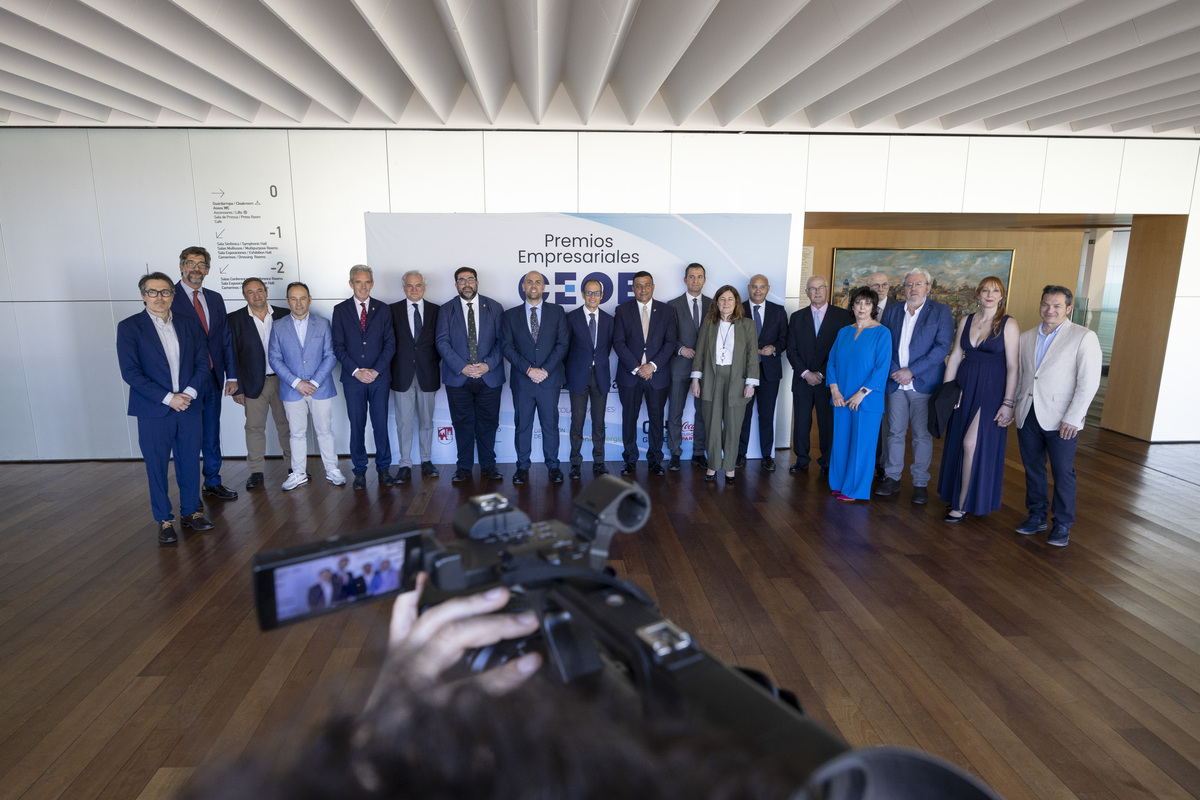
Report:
326,468,347,486
282,472,309,491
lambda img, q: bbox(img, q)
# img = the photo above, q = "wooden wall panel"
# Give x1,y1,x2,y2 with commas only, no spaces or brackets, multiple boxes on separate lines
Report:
1102,215,1187,440
800,227,1084,330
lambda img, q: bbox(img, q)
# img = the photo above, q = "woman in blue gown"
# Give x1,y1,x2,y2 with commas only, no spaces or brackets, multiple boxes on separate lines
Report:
826,287,892,501
938,277,1020,521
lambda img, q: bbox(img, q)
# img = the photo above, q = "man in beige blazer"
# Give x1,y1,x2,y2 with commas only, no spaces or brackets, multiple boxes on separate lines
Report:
1014,285,1102,547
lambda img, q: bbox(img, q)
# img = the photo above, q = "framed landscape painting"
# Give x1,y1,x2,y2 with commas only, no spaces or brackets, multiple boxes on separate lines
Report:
831,248,1014,328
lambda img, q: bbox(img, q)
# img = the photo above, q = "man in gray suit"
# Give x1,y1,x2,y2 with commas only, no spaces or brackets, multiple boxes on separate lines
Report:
666,263,711,470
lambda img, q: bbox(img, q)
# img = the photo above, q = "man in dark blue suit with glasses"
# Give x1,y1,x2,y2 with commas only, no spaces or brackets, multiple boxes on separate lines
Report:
565,279,614,479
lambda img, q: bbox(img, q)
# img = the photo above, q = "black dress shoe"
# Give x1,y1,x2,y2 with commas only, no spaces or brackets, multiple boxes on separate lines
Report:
513,469,528,485
692,454,708,468
379,470,396,487
649,463,665,476
569,465,581,480
395,466,412,484
724,473,736,484
158,521,178,544
763,457,776,472
735,454,747,468
483,466,503,480
181,511,213,531
421,461,439,477
789,461,808,473
943,510,968,523
874,477,899,496
353,472,367,490
911,486,928,505
705,472,717,482
549,468,564,483
452,468,470,483
245,472,264,490
593,464,609,476
668,454,681,471
621,463,635,476
202,483,238,500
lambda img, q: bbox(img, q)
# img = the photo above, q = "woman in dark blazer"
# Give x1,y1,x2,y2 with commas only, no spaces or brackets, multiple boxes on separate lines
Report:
690,286,759,483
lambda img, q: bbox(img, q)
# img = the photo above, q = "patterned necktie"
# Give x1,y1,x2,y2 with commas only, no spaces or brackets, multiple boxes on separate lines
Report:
692,297,700,329
412,303,422,340
640,304,650,364
467,302,478,363
360,302,368,332
753,305,763,362
530,306,539,344
193,289,213,369
589,312,597,349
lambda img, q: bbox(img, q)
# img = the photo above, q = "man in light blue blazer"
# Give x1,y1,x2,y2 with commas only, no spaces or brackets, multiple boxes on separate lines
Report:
876,267,954,505
435,267,506,484
117,271,214,544
500,270,570,485
268,282,346,490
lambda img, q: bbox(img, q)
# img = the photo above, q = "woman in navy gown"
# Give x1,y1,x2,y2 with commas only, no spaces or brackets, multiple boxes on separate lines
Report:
938,277,1020,521
826,286,892,501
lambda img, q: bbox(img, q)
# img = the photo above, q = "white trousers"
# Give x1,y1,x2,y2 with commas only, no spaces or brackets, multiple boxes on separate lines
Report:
284,396,339,475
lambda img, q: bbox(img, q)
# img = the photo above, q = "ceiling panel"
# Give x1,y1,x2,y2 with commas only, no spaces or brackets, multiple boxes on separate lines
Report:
0,0,1196,137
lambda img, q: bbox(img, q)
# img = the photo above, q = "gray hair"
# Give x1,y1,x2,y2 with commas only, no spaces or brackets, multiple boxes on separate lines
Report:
349,264,374,280
903,267,932,285
402,269,424,284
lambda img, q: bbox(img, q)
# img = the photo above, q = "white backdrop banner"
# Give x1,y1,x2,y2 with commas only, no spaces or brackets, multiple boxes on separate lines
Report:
364,212,791,466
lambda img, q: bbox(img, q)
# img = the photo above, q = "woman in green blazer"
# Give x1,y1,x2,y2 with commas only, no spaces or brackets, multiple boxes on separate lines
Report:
690,286,760,483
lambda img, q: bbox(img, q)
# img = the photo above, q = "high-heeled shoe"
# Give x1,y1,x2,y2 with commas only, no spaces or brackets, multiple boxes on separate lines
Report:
724,472,736,483
705,471,717,482
943,509,968,523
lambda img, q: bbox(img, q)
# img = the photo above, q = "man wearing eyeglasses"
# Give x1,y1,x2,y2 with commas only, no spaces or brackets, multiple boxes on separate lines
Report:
118,272,214,544
876,268,954,504
435,267,506,483
169,247,241,502
565,280,614,479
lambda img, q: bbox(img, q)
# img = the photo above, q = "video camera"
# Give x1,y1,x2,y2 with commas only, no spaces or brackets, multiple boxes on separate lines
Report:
253,476,1002,798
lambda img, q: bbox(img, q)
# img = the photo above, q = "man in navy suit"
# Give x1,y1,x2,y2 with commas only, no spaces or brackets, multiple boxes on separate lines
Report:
389,270,441,484
565,279,614,480
171,246,239,501
666,263,710,471
612,271,676,477
876,267,954,504
786,275,852,474
435,267,506,484
228,277,292,490
501,271,570,486
737,274,788,471
117,272,214,544
332,265,396,491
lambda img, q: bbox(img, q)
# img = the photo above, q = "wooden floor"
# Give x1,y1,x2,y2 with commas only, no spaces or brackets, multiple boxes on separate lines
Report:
2,428,1199,800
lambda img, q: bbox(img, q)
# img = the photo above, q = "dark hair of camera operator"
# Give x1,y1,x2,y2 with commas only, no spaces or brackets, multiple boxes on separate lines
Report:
178,576,806,800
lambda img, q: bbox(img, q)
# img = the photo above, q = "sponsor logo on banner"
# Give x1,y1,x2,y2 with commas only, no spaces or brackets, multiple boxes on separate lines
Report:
682,421,694,441
438,426,454,444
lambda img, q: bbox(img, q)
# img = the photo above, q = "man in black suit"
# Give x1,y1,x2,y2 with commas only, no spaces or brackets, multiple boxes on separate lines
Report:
228,277,292,490
666,263,710,471
390,270,441,484
786,275,852,474
307,569,336,610
171,245,240,501
737,274,788,471
501,271,570,486
332,265,396,490
565,279,614,480
612,271,676,477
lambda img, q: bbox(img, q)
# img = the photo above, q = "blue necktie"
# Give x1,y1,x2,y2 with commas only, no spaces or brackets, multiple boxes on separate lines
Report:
589,312,597,349
412,303,422,340
753,305,763,361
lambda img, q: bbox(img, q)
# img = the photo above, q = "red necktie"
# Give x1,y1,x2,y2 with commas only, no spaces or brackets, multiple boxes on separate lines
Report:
193,290,213,369
360,302,368,332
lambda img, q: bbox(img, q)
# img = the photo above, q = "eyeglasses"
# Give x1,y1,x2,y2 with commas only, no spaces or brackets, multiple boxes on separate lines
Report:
582,290,603,297
903,281,927,288
142,288,175,298
182,260,209,269
455,277,478,285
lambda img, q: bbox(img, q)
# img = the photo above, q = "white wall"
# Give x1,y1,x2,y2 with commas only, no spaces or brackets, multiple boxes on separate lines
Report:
1,130,1198,456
